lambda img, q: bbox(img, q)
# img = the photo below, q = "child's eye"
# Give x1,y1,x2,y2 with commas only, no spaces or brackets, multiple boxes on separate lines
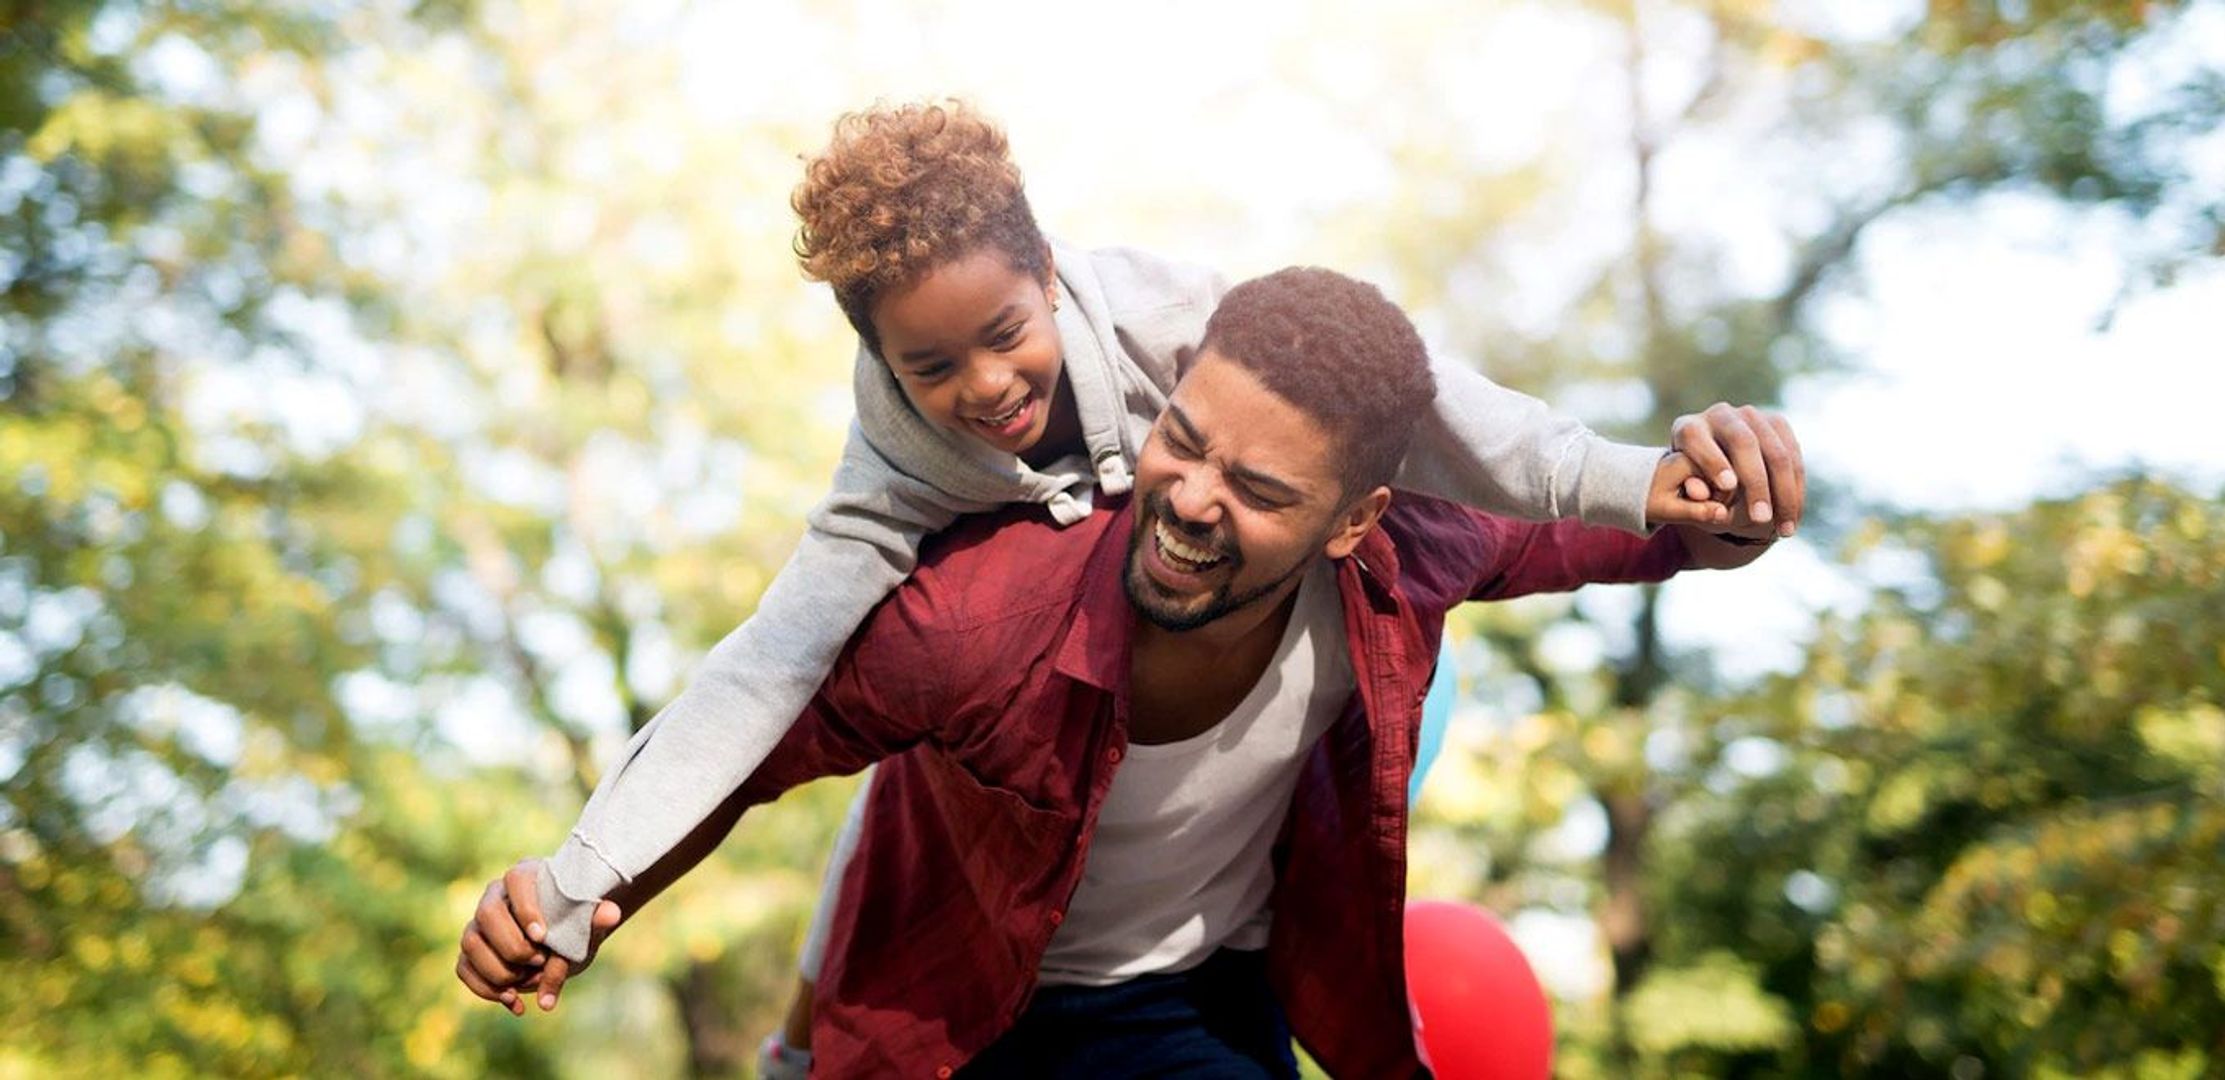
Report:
909,361,953,381
990,325,1024,350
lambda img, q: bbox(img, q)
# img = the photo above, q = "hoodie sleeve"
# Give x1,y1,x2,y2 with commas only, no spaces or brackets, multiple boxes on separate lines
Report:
1397,355,1663,535
532,422,990,962
1078,244,1659,535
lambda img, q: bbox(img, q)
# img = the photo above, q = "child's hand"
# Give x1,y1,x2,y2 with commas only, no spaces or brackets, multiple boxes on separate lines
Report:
1648,403,1804,537
455,858,622,1016
1645,451,1730,529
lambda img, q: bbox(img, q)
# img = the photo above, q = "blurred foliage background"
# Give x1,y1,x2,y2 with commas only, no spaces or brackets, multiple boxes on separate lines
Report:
1,0,2218,1076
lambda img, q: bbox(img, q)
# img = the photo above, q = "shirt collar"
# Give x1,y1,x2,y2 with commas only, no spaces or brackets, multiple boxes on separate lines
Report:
1053,496,1141,692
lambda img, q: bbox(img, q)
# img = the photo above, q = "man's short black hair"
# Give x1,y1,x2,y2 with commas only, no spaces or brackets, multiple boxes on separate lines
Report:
1199,267,1437,496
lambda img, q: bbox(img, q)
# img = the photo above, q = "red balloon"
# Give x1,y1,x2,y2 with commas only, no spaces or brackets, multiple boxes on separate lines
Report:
1403,900,1554,1080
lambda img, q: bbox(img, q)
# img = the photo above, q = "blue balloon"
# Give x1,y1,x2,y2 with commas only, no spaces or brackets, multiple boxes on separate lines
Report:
1411,640,1456,804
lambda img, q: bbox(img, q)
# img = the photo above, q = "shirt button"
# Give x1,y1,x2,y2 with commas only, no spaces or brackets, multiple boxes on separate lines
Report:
936,1067,954,1079
1049,910,1064,926
1106,746,1123,764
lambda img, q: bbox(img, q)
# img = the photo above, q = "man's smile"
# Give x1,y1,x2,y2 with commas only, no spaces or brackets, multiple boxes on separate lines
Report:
1153,517,1228,572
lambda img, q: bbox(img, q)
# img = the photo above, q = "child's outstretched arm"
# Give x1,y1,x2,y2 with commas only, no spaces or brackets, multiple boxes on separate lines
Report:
1401,363,1801,536
527,423,998,964
1076,244,1782,535
1397,354,1671,534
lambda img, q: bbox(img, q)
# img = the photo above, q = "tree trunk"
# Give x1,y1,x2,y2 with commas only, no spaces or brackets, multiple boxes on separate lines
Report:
668,958,754,1078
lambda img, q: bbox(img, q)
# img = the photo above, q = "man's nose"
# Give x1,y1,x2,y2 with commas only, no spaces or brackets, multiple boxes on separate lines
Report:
1165,471,1225,530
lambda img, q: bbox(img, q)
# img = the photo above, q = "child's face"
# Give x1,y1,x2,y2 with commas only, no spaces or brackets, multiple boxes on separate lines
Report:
870,248,1066,458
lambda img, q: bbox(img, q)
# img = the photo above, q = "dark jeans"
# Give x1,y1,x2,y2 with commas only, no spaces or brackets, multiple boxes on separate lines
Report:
958,949,1300,1079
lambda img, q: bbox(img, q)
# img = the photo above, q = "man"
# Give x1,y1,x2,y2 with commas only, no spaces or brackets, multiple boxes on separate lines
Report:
456,267,1797,1077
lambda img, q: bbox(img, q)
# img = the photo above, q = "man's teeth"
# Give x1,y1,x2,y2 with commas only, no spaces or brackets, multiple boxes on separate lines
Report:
1155,519,1225,569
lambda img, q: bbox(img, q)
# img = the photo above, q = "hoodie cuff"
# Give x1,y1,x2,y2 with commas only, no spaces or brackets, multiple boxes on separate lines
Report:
537,838,626,963
1571,438,1664,536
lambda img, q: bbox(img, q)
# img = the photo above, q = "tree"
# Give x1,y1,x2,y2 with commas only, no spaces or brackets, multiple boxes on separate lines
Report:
1353,0,2221,1071
0,3,565,1073
1651,476,2225,1075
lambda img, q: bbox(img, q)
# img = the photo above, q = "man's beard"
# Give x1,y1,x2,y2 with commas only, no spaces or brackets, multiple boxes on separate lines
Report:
1123,491,1324,632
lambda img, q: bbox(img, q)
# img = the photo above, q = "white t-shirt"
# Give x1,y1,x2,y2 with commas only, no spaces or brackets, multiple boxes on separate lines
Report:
1036,561,1355,987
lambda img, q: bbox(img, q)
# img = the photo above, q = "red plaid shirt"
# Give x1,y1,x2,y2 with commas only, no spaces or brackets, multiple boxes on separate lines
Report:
735,493,1689,1078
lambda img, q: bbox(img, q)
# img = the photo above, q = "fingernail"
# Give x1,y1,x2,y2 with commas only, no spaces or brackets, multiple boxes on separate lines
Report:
1716,470,1735,489
528,952,545,966
527,922,544,942
1779,522,1796,537
1754,502,1772,523
540,993,557,1011
501,990,516,1004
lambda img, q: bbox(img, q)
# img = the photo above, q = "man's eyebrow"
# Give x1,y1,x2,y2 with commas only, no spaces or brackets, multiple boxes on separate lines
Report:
896,305,1022,364
1164,403,1304,502
1165,402,1205,445
1229,464,1303,502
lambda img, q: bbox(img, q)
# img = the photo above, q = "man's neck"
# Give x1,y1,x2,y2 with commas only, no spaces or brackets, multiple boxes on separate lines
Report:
1125,572,1309,746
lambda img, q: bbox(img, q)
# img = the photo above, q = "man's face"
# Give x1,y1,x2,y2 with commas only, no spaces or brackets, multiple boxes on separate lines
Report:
1125,352,1375,632
870,248,1066,458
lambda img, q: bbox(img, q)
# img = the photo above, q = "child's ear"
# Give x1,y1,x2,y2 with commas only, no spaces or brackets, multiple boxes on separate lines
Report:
1043,248,1060,310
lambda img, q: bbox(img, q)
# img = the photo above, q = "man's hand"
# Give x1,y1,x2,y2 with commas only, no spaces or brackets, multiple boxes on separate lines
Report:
456,859,622,1016
1676,496,1784,569
1644,403,1805,535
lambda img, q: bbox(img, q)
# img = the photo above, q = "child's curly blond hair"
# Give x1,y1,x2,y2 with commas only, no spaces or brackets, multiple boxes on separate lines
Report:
792,100,1051,353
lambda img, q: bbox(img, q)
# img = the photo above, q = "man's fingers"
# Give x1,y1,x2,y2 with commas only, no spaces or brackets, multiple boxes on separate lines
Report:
475,878,545,968
504,860,548,945
1709,405,1772,524
1767,413,1806,536
1674,410,1738,493
1748,411,1799,535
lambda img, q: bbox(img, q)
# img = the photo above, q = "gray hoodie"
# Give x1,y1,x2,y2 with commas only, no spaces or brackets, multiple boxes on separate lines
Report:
532,242,1661,961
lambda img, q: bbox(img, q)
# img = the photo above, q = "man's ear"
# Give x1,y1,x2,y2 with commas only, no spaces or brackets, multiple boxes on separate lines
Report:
1323,486,1392,560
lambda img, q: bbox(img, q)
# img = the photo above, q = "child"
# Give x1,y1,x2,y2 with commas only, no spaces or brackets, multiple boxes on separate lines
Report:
465,100,1787,1029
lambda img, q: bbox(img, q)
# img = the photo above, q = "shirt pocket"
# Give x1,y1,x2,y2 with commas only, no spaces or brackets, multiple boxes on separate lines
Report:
941,774,1074,918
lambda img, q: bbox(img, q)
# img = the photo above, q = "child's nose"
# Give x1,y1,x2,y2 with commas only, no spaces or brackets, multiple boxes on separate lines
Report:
964,360,1014,402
